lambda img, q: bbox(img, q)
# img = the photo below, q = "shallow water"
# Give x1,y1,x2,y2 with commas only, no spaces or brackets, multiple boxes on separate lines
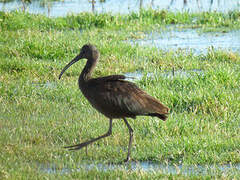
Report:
32,81,57,89
1,0,239,17
161,69,204,78
40,161,240,175
125,69,204,81
125,70,148,81
130,29,240,55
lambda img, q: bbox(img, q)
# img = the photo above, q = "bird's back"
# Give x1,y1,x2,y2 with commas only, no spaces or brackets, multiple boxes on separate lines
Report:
79,75,169,120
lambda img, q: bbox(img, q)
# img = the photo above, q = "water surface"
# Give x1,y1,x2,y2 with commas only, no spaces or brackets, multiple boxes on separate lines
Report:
40,161,240,175
32,81,57,89
130,29,240,55
125,69,204,81
1,0,239,17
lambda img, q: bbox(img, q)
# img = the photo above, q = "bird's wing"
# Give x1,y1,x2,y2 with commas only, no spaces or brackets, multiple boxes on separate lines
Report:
88,79,169,116
91,75,126,82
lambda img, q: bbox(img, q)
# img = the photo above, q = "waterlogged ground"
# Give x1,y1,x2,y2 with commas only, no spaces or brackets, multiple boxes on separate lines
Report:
0,10,240,179
40,161,240,176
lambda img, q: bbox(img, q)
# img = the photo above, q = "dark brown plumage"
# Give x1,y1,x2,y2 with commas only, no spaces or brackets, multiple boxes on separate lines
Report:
59,44,169,162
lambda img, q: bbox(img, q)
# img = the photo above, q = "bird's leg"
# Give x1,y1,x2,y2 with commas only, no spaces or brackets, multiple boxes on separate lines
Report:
123,118,133,162
85,146,88,156
64,119,113,150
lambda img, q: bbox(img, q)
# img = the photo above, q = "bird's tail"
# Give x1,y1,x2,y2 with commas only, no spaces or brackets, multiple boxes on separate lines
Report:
148,113,168,121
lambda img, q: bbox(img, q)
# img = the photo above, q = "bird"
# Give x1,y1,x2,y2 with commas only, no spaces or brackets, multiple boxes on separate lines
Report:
59,44,169,162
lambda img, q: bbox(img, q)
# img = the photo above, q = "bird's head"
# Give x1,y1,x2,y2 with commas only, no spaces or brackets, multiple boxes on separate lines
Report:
59,44,99,79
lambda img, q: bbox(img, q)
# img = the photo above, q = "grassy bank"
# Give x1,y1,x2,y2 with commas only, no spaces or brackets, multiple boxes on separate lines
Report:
1,10,240,31
0,10,240,179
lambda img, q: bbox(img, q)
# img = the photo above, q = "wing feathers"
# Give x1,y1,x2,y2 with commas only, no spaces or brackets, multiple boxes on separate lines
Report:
104,80,169,116
87,78,169,120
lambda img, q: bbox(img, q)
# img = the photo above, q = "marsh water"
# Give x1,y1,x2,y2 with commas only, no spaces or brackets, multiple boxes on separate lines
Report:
125,69,204,81
40,161,240,175
129,28,240,55
1,0,240,17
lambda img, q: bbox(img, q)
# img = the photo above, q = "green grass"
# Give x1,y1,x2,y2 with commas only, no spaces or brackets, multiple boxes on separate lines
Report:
1,10,240,31
0,10,240,179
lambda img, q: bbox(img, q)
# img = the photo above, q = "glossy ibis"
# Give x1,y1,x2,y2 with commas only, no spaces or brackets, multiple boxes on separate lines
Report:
59,44,169,162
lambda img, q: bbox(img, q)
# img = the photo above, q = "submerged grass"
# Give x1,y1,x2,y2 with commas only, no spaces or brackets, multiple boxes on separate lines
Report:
0,10,240,179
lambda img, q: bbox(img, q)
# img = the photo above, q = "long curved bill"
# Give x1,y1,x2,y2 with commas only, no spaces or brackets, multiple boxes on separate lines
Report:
59,54,83,80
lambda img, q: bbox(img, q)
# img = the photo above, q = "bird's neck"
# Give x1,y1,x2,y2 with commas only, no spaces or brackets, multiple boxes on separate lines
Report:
79,58,97,84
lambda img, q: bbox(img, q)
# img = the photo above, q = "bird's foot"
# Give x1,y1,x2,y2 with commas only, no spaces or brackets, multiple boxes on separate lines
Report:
64,141,89,151
124,157,131,163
